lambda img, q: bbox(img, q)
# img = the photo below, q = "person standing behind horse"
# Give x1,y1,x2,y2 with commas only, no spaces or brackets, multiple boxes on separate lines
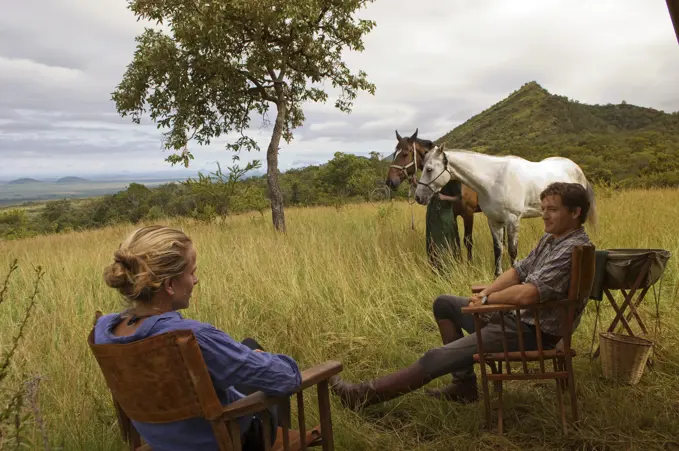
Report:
426,180,462,269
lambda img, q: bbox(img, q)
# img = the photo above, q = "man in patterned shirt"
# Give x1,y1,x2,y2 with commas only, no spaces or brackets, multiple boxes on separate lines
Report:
330,182,594,409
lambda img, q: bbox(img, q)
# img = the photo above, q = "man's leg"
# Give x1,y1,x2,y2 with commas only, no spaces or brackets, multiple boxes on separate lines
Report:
328,295,471,410
330,313,542,410
421,314,542,401
426,295,479,401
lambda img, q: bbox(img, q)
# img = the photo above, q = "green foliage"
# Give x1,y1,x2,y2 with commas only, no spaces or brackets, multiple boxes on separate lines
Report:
0,260,47,449
0,152,406,240
112,0,377,164
434,81,679,188
0,209,34,240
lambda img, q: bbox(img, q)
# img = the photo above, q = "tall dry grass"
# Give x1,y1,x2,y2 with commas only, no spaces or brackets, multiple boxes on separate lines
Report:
1,188,678,450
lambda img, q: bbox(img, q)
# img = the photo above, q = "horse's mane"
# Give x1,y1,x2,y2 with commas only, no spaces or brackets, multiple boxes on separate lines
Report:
414,138,435,150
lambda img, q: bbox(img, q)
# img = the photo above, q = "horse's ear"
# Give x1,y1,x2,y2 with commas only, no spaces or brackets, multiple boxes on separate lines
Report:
439,142,446,151
395,130,402,141
410,128,418,140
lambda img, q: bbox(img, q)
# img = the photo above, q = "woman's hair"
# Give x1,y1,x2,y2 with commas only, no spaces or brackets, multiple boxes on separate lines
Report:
103,225,193,303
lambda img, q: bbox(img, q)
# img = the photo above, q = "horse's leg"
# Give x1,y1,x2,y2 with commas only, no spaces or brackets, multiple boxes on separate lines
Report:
463,209,474,263
488,218,505,278
506,218,520,268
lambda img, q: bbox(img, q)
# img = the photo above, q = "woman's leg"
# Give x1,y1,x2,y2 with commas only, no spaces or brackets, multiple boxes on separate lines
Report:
238,337,278,448
241,337,264,352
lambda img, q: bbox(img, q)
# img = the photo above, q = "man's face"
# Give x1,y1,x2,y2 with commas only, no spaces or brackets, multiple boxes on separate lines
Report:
541,194,581,237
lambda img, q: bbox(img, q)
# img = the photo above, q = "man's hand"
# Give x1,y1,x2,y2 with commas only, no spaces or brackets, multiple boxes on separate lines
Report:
468,294,484,307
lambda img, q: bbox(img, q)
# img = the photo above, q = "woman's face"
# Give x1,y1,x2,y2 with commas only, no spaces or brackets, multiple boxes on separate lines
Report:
168,244,199,310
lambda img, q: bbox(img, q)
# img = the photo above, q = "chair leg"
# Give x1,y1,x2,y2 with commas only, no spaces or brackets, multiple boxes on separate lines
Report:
480,364,492,431
553,359,567,434
496,380,504,435
317,381,334,451
563,356,578,423
475,314,494,432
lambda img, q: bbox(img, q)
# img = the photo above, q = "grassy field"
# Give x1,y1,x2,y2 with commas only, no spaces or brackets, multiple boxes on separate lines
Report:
1,188,679,450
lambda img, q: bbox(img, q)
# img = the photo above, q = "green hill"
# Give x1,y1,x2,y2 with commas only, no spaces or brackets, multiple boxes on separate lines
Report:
435,81,679,187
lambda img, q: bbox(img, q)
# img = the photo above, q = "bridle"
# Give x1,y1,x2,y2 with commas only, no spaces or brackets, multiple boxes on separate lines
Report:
390,142,423,189
417,151,451,194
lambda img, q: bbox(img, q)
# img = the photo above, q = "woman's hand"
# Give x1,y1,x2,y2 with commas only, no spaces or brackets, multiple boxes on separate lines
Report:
438,194,460,202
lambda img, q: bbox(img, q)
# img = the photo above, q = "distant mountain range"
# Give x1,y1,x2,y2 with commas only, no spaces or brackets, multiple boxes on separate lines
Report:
55,176,89,183
0,168,268,185
7,178,42,185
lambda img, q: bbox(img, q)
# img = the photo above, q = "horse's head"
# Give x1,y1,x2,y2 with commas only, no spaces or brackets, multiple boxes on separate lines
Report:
385,129,429,190
415,143,453,205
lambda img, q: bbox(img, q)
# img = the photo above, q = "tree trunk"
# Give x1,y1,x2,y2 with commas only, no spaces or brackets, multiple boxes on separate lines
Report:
266,101,287,232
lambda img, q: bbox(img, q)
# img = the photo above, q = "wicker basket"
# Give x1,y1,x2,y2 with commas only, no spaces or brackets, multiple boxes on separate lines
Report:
599,332,654,385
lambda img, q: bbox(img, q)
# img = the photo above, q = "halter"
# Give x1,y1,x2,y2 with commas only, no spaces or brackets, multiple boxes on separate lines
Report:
417,151,451,194
390,142,421,189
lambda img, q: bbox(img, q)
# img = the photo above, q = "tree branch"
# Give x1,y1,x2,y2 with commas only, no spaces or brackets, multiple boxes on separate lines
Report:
241,71,276,102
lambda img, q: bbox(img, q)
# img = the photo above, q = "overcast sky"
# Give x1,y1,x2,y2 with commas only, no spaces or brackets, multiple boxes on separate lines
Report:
1,0,678,180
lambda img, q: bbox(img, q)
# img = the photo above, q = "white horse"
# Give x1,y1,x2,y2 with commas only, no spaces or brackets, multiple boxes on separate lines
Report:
414,144,598,277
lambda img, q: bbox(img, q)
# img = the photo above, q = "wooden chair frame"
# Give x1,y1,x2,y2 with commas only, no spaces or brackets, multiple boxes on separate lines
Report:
462,245,596,434
88,323,342,451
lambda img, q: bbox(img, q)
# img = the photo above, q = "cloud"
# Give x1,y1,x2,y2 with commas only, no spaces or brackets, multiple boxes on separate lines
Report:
1,0,678,178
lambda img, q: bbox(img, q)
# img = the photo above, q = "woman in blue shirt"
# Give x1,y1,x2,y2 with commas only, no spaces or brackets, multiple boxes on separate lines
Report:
94,225,304,450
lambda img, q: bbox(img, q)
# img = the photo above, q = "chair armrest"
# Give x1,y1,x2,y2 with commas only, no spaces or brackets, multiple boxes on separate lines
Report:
222,391,269,419
471,284,489,294
300,360,343,390
461,303,516,314
220,361,343,420
462,298,577,315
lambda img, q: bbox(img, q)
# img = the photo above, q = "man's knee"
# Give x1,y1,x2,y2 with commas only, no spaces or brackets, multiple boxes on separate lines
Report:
418,338,477,379
432,295,467,321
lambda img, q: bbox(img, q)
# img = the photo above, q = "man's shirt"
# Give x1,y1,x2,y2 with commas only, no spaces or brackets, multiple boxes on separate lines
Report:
513,227,593,336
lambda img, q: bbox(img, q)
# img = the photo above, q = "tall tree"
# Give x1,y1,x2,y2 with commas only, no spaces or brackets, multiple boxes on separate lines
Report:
112,0,377,231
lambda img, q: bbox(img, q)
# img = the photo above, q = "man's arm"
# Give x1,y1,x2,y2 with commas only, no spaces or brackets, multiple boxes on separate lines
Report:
486,283,539,306
470,276,539,307
479,267,521,296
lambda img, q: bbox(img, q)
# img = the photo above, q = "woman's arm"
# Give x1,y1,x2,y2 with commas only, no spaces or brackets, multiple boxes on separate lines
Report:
196,326,302,396
437,194,460,202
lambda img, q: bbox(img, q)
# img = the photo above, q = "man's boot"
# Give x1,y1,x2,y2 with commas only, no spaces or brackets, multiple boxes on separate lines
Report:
329,362,433,410
424,375,478,403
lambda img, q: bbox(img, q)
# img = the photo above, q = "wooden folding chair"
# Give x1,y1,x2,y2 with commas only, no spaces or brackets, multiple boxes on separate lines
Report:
87,317,342,451
462,245,596,434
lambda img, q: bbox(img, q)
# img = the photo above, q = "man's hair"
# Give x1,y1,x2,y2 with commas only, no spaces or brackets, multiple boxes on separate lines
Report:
540,182,590,224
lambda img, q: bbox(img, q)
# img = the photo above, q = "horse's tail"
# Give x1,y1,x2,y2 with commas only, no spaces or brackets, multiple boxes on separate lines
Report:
585,179,598,233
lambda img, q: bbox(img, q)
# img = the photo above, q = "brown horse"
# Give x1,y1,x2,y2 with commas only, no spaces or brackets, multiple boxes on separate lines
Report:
385,128,482,262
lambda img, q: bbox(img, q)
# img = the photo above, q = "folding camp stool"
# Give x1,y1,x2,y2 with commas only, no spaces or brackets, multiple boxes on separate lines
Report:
591,249,671,359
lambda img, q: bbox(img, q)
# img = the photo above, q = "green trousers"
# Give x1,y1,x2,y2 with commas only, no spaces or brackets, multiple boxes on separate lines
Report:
425,196,461,268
